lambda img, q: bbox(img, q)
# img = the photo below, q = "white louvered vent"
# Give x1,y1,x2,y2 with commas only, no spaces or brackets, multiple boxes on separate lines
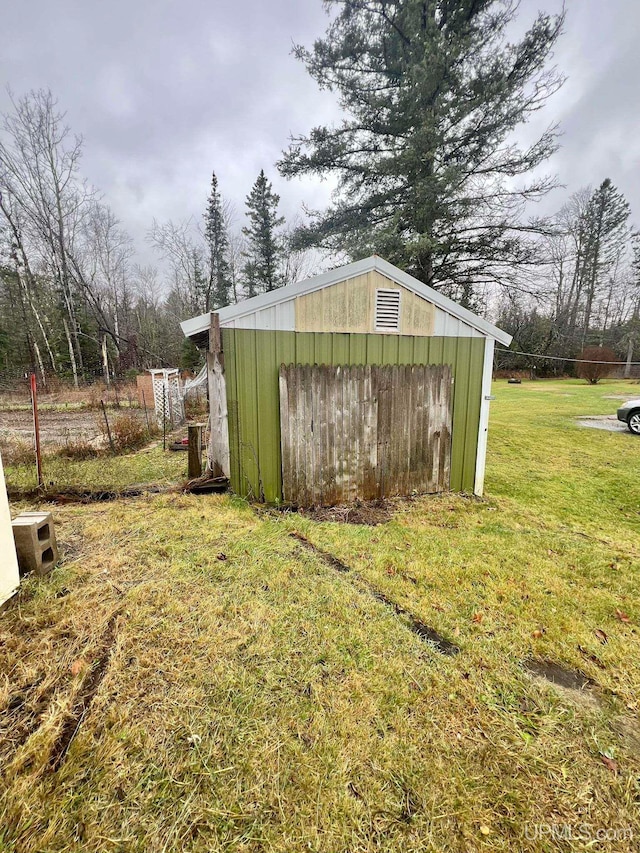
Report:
374,289,401,332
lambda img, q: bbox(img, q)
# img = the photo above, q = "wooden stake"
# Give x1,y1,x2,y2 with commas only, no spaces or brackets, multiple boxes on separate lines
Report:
188,423,204,479
30,373,43,489
101,400,116,454
207,313,230,478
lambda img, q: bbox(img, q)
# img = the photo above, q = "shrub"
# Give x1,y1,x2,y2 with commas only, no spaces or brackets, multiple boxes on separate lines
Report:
184,393,208,422
0,440,36,466
109,412,150,452
576,346,617,384
58,439,99,460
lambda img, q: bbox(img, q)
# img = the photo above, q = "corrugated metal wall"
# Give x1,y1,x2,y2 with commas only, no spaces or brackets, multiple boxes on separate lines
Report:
222,328,486,502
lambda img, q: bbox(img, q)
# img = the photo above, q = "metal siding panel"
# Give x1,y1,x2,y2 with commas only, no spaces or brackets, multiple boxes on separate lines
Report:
433,309,482,338
315,332,333,365
398,336,414,363
474,337,494,496
229,302,296,331
332,333,350,363
444,337,464,491
295,333,313,366
236,329,260,497
224,329,484,501
366,336,384,364
382,335,400,363
256,330,280,502
455,337,473,492
462,338,485,492
413,336,429,364
349,334,367,364
428,336,444,365
275,301,295,331
222,328,242,493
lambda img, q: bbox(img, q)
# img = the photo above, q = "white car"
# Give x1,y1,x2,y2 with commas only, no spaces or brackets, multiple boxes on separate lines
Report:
617,399,640,434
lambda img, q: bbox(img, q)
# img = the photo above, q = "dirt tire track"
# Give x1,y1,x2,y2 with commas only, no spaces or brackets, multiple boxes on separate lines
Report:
290,531,459,656
49,608,122,771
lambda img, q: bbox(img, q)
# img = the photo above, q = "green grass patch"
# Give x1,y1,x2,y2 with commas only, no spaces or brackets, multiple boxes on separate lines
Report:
3,444,187,493
1,379,639,851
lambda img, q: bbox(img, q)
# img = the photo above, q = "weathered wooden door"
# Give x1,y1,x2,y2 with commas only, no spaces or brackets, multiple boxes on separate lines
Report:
279,363,452,506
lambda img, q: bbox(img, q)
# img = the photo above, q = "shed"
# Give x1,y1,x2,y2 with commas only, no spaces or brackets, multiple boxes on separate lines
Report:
181,256,512,504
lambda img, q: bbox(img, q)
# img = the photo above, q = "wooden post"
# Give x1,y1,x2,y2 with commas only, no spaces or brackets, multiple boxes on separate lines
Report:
29,374,44,489
162,389,167,451
100,400,116,454
187,423,204,479
207,313,230,479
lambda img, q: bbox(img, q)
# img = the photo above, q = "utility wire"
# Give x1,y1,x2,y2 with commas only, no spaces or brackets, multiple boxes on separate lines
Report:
495,347,640,366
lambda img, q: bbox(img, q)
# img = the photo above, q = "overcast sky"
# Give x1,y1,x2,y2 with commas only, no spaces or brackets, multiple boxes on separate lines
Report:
2,0,639,268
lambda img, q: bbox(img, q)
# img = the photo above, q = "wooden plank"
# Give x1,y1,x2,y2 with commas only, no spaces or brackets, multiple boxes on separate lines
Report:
314,364,326,504
326,363,338,505
424,365,436,492
187,423,204,479
442,364,453,491
289,364,300,505
362,365,376,499
279,365,291,502
353,365,363,500
207,313,230,479
303,363,315,506
342,364,351,501
276,361,453,507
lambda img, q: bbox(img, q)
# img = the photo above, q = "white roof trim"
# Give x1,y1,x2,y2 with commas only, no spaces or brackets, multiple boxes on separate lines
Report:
180,256,513,346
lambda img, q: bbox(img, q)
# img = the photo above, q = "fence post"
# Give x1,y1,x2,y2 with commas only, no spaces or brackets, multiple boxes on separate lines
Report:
30,374,44,489
188,423,204,479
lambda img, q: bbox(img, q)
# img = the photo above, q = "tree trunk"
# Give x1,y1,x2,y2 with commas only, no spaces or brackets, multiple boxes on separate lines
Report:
33,341,46,387
63,316,79,389
624,314,638,379
102,335,110,386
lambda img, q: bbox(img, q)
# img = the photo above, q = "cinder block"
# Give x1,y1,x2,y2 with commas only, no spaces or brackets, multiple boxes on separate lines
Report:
11,511,59,576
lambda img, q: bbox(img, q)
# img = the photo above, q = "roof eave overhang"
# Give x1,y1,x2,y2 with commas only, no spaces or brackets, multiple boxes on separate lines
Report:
180,256,513,347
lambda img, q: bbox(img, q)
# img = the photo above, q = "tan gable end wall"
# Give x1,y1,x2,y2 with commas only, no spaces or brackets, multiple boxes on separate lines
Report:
294,271,435,336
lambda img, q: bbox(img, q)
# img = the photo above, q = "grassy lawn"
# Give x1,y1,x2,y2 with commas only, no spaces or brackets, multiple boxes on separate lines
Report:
1,379,639,851
2,445,188,494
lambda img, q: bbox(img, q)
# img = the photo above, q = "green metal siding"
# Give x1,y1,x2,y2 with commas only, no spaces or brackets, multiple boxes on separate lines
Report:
222,329,486,502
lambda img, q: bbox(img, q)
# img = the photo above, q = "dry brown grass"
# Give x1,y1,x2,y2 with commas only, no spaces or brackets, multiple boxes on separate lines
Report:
0,440,36,467
57,439,100,461
105,412,155,453
0,381,139,412
184,392,208,422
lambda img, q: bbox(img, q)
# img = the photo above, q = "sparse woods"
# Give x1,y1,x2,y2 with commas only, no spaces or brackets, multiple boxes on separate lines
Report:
1,0,639,386
0,95,299,386
0,90,176,385
497,179,639,375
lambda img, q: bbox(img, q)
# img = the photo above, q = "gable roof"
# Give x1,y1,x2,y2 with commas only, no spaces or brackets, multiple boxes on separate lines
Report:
181,255,513,346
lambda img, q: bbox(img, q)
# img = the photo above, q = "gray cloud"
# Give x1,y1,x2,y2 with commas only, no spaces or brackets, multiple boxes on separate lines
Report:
1,0,639,266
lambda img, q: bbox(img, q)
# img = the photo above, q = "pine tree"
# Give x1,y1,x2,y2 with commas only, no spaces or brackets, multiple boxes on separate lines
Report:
278,0,565,300
203,171,232,310
242,170,285,294
581,179,631,340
